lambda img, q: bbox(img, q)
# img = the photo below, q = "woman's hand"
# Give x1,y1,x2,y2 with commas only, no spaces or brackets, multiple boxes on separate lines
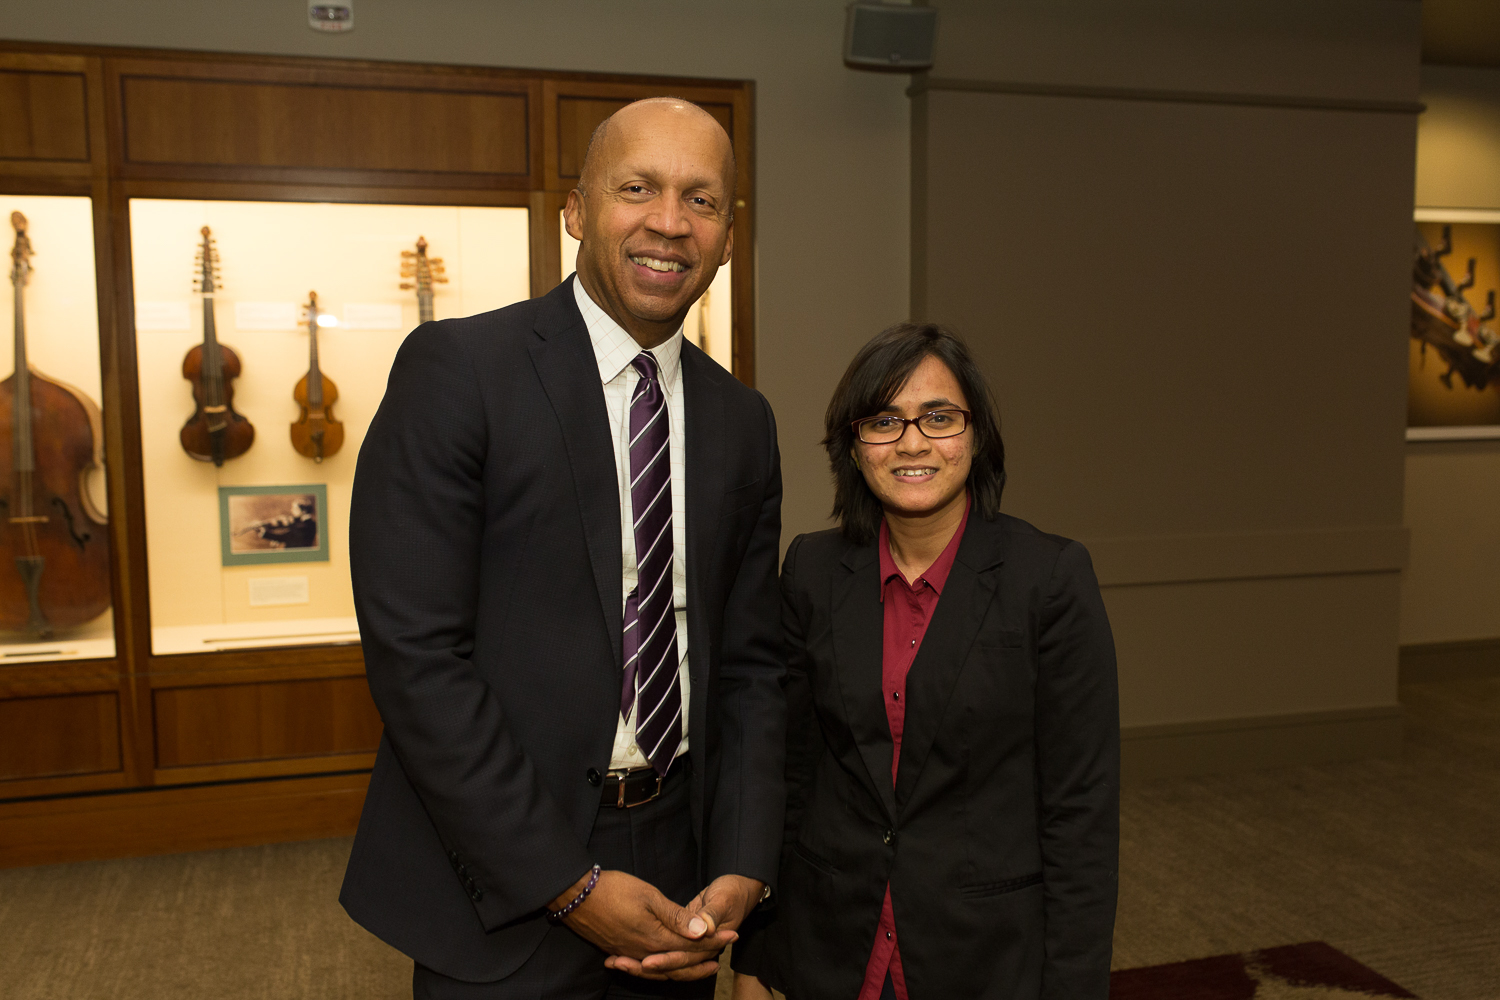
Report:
733,972,775,1000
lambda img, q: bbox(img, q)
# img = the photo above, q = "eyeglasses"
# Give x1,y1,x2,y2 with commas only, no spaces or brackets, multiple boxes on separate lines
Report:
852,408,971,445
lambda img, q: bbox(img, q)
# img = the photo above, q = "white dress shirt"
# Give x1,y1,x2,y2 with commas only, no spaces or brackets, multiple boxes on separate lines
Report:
574,277,691,771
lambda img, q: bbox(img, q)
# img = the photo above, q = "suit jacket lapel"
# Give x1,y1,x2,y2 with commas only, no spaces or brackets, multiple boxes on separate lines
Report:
681,343,724,689
527,277,623,667
832,541,898,822
894,516,1006,809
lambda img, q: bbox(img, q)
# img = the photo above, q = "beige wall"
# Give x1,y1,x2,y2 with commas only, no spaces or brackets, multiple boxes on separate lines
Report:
1405,66,1500,645
917,1,1420,737
1,0,912,545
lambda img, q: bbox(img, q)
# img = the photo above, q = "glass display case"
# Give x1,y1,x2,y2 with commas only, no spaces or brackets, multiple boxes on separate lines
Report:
0,39,754,862
129,199,530,655
0,194,114,663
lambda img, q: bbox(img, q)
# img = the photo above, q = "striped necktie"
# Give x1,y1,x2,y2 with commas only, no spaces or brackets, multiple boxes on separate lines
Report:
621,351,681,775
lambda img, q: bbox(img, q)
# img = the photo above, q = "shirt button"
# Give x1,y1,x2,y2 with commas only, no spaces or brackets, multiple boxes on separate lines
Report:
628,744,639,755
886,931,893,940
910,639,916,647
882,828,895,846
892,691,900,701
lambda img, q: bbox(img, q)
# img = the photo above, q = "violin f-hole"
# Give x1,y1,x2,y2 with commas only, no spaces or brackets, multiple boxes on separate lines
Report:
50,496,90,549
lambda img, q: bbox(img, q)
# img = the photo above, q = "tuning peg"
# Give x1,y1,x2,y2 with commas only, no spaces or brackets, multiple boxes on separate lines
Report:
401,250,416,259
399,282,414,290
430,257,444,265
434,276,450,284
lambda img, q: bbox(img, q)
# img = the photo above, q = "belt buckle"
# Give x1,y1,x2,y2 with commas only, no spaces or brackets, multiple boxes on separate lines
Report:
613,768,665,809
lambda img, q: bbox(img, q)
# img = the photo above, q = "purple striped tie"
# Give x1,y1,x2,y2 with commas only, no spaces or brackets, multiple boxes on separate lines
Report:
621,351,681,775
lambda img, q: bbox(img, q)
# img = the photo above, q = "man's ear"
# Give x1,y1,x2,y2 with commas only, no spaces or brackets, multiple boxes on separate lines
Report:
720,214,734,266
563,188,586,242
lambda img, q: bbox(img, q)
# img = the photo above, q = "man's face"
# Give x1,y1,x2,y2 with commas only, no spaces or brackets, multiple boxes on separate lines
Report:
564,103,734,346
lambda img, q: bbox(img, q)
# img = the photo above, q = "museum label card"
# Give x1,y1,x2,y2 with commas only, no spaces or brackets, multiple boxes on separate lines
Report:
135,300,191,331
234,301,299,331
247,575,311,607
343,302,405,330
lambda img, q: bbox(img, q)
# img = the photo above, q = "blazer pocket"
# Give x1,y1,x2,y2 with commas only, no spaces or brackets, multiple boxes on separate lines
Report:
791,842,839,876
720,478,763,519
980,629,1024,650
959,871,1042,898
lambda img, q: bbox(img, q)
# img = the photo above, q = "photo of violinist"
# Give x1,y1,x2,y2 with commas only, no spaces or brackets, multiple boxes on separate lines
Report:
219,486,326,564
1410,219,1500,434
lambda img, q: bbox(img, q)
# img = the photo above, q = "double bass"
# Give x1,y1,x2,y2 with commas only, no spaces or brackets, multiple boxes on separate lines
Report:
289,290,343,463
399,236,447,323
0,211,111,636
180,226,254,466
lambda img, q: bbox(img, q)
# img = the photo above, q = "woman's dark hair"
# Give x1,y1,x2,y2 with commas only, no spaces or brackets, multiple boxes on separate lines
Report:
823,323,1005,544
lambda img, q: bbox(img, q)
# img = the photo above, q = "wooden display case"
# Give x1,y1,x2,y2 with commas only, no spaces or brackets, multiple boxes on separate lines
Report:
0,41,755,867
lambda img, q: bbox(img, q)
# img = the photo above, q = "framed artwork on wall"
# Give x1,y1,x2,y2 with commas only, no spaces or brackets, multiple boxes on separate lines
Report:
218,484,329,566
1409,209,1500,440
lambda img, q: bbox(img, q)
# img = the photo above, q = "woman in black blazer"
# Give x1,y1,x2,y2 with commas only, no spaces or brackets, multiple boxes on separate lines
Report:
733,324,1119,1000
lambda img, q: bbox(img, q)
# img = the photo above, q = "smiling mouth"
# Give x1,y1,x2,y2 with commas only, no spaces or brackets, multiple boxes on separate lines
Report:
630,255,686,273
894,468,937,477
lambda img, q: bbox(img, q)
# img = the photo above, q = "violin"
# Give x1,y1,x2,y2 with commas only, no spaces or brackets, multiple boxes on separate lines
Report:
289,290,343,463
399,236,447,324
0,211,111,636
180,226,254,466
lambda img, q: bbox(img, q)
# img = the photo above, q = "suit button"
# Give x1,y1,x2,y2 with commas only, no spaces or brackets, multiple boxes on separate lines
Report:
882,828,895,846
471,888,484,902
586,768,603,787
449,850,460,862
456,863,467,876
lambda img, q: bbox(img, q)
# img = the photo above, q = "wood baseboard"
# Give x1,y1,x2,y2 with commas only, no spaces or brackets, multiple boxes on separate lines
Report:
1122,705,1403,783
0,771,369,869
1399,638,1500,683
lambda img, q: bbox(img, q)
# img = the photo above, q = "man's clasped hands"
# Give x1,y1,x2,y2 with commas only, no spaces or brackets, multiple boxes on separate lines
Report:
549,869,764,982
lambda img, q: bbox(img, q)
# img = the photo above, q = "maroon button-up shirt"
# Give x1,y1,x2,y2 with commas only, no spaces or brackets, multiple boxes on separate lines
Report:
857,496,971,1000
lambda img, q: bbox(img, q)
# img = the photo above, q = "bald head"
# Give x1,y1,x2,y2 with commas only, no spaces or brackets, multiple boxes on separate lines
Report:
562,95,737,348
577,97,736,214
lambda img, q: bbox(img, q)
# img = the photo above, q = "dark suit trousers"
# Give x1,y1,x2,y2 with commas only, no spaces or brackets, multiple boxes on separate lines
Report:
412,766,714,1000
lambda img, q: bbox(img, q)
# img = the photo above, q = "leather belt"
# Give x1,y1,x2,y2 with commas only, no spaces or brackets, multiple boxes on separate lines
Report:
601,760,680,809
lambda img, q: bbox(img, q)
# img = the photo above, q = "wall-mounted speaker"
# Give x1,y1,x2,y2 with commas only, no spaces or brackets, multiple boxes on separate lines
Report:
844,3,938,71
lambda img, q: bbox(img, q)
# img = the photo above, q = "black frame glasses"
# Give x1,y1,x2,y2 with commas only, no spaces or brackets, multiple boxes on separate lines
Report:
852,408,971,444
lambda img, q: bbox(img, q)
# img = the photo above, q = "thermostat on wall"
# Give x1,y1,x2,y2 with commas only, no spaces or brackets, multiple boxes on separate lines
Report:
308,1,353,32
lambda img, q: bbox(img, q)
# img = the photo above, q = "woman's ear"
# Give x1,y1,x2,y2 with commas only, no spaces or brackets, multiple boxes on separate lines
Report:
851,450,860,471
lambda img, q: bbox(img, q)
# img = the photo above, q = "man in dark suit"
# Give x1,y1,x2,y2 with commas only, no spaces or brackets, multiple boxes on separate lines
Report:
341,98,785,1000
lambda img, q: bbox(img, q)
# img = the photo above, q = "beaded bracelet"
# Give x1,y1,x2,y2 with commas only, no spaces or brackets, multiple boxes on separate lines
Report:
547,864,602,923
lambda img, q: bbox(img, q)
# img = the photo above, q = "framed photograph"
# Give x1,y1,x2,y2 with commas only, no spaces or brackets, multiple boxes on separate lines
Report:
218,485,329,566
1409,209,1500,441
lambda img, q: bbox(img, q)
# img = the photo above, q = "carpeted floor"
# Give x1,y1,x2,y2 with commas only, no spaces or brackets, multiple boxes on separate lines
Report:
0,676,1496,1000
1111,675,1500,999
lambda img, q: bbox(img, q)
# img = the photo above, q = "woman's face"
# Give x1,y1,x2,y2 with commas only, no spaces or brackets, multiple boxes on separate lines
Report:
853,354,973,520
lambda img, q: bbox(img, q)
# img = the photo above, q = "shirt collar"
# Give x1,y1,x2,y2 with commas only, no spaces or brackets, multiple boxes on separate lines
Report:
879,492,972,597
572,274,683,388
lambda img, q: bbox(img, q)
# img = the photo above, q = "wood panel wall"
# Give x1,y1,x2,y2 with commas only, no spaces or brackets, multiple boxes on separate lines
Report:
0,69,89,162
0,692,119,781
0,41,753,867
